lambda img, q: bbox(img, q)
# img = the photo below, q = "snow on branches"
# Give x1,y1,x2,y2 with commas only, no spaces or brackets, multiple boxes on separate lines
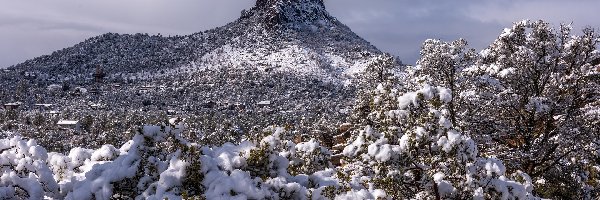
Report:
409,19,600,198
341,83,534,199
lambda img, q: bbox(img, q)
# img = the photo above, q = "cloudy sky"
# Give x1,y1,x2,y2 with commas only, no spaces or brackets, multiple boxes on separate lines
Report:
1,0,599,67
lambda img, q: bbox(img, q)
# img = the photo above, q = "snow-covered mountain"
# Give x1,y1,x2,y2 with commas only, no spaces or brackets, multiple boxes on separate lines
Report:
10,0,381,80
1,0,388,151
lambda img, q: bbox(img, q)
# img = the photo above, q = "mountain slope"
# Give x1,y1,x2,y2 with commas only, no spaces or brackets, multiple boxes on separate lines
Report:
1,0,388,151
10,0,380,80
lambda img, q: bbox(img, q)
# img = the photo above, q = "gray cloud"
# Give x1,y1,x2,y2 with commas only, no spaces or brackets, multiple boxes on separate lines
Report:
326,0,600,64
1,0,599,67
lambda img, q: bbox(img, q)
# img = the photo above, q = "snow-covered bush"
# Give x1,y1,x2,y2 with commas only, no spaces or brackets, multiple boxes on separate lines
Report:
340,84,536,199
286,139,331,176
0,137,59,199
0,122,383,199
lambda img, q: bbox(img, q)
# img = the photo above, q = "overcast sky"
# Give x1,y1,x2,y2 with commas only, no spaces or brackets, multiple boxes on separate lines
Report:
1,0,599,68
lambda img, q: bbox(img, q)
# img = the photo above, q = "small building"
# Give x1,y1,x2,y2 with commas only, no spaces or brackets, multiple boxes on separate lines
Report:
24,72,37,80
257,100,271,107
3,102,22,110
47,111,60,117
139,86,155,93
57,120,81,132
46,84,62,91
89,104,102,110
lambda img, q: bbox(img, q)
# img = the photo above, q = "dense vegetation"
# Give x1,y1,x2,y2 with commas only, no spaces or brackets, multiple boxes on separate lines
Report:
0,0,381,154
0,19,598,199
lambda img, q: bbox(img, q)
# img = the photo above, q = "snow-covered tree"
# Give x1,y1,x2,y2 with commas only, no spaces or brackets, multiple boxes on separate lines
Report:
351,54,402,127
339,84,536,199
460,20,599,198
412,19,599,198
408,38,477,128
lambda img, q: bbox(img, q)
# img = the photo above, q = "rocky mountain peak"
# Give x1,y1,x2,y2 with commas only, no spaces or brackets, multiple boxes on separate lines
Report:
251,0,331,28
255,0,325,9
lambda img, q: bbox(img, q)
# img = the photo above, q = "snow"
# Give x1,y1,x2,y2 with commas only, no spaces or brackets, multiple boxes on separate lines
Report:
398,133,410,152
473,187,484,199
438,115,452,129
415,126,427,140
397,92,418,109
28,144,48,160
68,147,93,168
342,132,366,158
437,86,452,103
397,84,449,109
484,158,506,176
498,67,515,77
447,130,461,144
479,49,491,58
432,171,456,197
295,139,319,153
0,137,60,199
0,119,539,199
437,136,450,152
168,117,181,126
194,42,378,83
257,100,271,105
0,82,545,199
90,145,118,161
433,172,445,183
437,181,456,197
335,188,386,200
212,142,249,172
57,120,79,125
3,12,590,199
367,141,392,162
526,97,550,114
204,169,267,199
499,28,513,38
419,84,435,100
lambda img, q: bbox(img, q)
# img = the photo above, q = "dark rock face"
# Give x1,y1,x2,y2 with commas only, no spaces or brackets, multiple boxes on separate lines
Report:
255,0,325,9
255,0,278,8
253,0,329,27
